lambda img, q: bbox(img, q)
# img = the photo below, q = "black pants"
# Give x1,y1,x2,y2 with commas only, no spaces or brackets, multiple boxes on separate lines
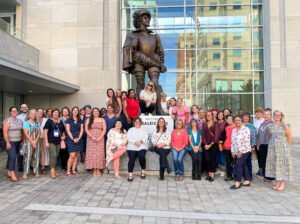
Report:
59,148,69,170
127,149,147,173
139,100,156,114
203,144,218,173
235,152,250,182
259,144,274,180
188,150,202,177
255,145,262,170
224,150,233,178
154,147,170,178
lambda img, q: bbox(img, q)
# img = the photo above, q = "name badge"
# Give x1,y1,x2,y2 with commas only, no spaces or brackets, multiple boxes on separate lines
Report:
54,129,59,137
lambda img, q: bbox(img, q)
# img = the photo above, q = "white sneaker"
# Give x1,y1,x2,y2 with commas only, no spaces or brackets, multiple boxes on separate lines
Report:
220,171,225,177
215,169,221,175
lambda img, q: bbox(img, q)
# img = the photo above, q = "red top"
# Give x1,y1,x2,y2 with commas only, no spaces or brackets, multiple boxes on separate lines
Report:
171,129,188,149
223,125,236,150
125,98,139,118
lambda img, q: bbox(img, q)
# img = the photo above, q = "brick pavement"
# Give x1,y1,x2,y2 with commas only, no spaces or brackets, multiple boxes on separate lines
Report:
0,146,300,224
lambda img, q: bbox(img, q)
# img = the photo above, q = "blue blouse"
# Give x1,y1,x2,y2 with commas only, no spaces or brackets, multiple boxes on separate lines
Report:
188,129,202,152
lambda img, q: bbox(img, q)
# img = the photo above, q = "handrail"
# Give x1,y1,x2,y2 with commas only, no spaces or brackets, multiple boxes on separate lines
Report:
0,18,26,42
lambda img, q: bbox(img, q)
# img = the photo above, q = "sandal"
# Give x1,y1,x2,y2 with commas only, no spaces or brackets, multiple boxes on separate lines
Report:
67,172,72,177
128,175,133,182
41,169,47,175
141,171,146,179
72,171,79,176
35,173,40,178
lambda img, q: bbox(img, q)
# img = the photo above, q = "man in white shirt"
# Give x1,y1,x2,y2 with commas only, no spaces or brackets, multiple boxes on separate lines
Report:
16,103,29,171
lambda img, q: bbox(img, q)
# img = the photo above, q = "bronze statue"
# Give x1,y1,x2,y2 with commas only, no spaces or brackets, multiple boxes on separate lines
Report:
122,10,167,115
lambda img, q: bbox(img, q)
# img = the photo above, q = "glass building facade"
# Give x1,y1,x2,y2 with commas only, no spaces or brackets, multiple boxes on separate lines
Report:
121,0,264,114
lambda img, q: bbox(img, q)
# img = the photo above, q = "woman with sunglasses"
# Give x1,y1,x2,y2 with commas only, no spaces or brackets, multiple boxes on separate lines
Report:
139,81,157,115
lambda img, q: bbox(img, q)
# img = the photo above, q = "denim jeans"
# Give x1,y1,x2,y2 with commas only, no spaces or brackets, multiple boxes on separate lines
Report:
171,149,187,176
5,141,21,171
217,150,226,170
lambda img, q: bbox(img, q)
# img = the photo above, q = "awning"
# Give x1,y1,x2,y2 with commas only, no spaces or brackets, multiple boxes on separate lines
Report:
0,58,80,95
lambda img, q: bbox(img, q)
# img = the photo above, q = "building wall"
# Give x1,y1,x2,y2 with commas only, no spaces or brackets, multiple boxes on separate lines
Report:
24,0,120,109
264,0,300,141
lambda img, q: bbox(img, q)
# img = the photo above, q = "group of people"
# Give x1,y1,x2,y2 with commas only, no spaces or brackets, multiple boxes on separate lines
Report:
2,84,293,191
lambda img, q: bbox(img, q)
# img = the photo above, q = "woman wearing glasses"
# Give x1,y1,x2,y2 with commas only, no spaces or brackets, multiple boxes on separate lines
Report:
139,81,157,115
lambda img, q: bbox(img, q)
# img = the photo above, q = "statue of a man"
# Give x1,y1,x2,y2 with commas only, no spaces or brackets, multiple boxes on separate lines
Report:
122,10,167,115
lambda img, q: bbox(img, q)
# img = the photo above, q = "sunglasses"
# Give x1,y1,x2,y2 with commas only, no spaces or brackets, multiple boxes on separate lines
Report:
148,84,153,87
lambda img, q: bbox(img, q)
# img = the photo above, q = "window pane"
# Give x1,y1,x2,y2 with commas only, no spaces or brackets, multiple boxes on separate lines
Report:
252,4,263,25
255,94,264,110
254,72,264,92
156,7,185,29
196,5,251,28
196,49,252,71
159,72,185,94
157,29,185,49
253,49,264,70
198,72,253,93
197,28,252,49
127,0,185,7
186,7,197,28
186,72,197,93
196,0,252,4
165,50,185,71
186,50,196,71
121,9,131,29
253,27,263,48
198,94,253,114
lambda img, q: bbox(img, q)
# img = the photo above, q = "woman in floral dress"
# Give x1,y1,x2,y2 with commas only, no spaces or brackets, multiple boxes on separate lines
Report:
106,120,127,179
85,108,107,176
266,110,293,191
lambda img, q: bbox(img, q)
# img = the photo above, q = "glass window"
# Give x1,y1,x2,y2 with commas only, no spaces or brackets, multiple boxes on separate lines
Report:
216,80,228,92
233,62,242,70
121,0,263,114
233,49,242,56
197,72,252,93
198,94,253,114
212,38,220,46
232,80,244,91
213,52,220,60
233,2,242,10
233,32,242,40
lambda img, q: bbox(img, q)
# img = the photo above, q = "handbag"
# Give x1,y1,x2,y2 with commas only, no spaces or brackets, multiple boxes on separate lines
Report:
218,143,223,151
149,133,163,152
53,120,66,149
60,140,66,149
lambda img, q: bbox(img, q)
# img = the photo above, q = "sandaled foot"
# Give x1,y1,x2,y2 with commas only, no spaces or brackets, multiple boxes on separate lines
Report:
35,173,40,178
72,171,79,176
276,186,285,191
23,174,28,179
55,172,60,177
115,175,122,179
67,172,72,177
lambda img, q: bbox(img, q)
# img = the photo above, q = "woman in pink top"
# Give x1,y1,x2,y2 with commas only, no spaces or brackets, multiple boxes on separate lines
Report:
171,119,189,181
223,114,235,181
172,97,190,128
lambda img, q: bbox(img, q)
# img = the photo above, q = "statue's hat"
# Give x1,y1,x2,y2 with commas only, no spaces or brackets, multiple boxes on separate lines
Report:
133,10,151,28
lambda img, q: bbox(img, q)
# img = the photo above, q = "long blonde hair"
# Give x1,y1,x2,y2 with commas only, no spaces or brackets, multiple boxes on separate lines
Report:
144,81,156,93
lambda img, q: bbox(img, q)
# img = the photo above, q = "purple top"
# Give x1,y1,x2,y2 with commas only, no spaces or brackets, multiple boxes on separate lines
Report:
202,121,220,145
218,121,227,142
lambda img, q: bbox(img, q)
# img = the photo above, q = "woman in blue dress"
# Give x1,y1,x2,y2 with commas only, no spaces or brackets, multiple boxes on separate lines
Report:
65,106,84,176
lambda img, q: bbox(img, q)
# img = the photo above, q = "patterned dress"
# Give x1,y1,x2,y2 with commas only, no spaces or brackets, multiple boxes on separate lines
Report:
106,129,127,162
85,121,105,169
265,123,293,181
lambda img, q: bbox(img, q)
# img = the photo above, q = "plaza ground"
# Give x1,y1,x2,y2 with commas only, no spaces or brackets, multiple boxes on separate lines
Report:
0,146,300,224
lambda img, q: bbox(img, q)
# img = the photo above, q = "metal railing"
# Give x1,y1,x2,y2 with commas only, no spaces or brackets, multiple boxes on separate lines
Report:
0,18,26,42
